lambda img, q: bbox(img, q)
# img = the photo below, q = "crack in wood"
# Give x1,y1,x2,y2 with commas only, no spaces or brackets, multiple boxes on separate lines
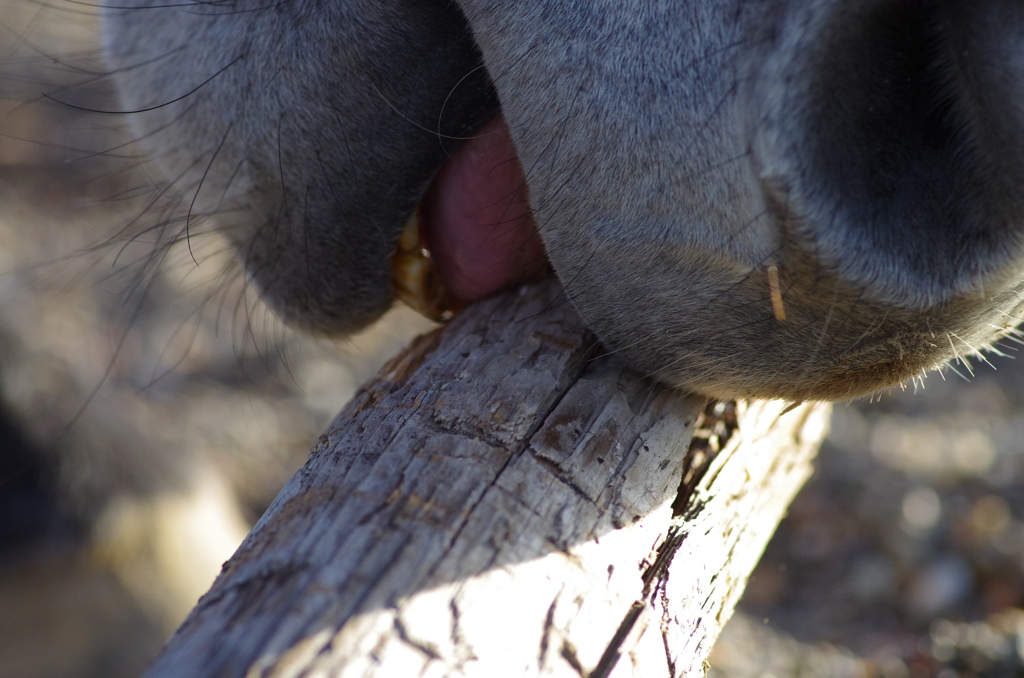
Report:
590,601,645,678
641,527,688,596
449,598,462,648
538,594,559,668
659,569,681,678
392,615,442,661
590,525,690,678
671,399,737,516
560,639,586,677
580,399,739,678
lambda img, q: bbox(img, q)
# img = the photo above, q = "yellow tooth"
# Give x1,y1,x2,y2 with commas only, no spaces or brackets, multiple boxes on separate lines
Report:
391,208,463,322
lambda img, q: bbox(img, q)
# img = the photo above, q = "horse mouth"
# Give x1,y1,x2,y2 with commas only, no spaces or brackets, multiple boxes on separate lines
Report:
390,114,550,320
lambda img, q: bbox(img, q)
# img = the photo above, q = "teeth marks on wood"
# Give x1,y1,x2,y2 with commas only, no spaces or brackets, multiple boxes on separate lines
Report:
379,328,445,387
427,286,595,448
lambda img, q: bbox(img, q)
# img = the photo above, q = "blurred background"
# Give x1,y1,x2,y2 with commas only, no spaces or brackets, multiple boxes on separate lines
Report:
2,4,1024,678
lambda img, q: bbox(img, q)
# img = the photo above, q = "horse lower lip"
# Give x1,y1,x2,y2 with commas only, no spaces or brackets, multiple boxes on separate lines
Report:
418,113,550,303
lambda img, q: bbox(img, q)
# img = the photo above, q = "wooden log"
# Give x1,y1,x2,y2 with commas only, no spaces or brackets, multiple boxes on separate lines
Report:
142,278,830,678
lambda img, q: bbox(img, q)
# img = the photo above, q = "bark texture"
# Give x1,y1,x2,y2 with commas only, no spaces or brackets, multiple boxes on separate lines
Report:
143,279,830,678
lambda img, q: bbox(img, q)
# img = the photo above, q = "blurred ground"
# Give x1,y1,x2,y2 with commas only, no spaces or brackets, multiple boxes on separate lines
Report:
0,6,433,676
2,4,1024,678
712,367,1024,678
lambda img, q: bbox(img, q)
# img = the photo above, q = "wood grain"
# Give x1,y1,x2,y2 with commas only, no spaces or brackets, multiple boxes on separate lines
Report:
143,279,830,678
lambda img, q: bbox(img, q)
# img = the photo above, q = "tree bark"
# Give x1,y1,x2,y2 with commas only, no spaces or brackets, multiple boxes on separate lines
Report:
142,278,830,678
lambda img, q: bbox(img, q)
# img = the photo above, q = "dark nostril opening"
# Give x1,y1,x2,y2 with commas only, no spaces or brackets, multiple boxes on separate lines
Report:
793,0,1024,299
852,2,963,179
811,0,974,219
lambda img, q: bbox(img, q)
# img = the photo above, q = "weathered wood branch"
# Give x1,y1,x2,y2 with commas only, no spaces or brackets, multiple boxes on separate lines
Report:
143,278,830,678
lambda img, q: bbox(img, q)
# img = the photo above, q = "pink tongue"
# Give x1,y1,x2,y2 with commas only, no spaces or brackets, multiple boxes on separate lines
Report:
421,114,550,302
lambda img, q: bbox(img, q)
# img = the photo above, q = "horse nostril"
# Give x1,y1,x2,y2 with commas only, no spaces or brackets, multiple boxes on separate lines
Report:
811,0,976,230
756,0,1024,309
812,0,975,202
853,2,963,166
